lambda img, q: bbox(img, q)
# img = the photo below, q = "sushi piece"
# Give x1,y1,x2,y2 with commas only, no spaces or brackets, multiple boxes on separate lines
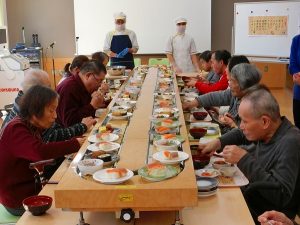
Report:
106,168,127,179
161,119,174,127
147,163,167,178
162,151,179,160
98,142,111,150
100,133,111,141
162,134,176,140
155,126,170,134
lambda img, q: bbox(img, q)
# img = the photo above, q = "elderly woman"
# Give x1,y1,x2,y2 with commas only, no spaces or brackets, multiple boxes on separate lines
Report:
0,85,84,216
92,51,109,66
58,55,90,85
183,56,261,129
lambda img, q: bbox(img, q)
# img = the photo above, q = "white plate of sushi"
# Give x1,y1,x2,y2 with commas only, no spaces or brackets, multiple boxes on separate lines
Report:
87,142,120,152
88,133,119,143
152,151,189,164
93,168,134,184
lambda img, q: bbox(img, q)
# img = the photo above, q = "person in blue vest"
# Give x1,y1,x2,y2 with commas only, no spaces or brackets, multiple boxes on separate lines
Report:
104,12,139,70
289,34,300,129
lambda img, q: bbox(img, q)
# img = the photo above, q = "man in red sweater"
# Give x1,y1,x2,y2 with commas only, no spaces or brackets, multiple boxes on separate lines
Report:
186,50,231,94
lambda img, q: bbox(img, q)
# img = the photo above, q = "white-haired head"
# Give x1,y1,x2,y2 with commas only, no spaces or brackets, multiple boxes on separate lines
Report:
21,69,51,93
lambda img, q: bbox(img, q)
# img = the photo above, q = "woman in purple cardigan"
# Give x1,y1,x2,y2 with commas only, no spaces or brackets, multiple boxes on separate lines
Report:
0,85,84,216
289,34,300,129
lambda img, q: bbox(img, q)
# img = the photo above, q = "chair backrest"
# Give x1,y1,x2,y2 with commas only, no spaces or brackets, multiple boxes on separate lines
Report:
0,204,19,224
148,58,169,66
134,58,141,67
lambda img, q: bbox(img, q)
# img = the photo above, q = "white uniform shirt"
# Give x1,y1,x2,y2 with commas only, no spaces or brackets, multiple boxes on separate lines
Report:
103,29,139,52
165,33,198,73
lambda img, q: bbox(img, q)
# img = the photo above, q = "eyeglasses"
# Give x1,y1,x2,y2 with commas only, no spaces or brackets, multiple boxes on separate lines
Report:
177,22,187,26
92,74,104,84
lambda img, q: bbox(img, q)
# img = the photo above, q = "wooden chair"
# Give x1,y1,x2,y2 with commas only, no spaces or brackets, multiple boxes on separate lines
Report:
134,58,141,66
148,58,169,66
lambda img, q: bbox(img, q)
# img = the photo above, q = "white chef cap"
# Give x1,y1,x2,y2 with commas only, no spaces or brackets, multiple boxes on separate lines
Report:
114,12,126,20
175,17,187,24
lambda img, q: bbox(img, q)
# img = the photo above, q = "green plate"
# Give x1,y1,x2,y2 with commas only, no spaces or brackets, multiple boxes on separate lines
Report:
153,134,185,143
138,165,180,182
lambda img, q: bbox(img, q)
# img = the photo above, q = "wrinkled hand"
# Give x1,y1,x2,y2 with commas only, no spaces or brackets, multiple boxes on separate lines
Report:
116,48,129,58
219,113,237,128
223,145,247,164
198,139,221,155
90,91,105,109
81,117,96,130
76,137,86,146
258,210,294,225
99,82,109,94
293,73,300,86
182,99,198,111
196,74,206,81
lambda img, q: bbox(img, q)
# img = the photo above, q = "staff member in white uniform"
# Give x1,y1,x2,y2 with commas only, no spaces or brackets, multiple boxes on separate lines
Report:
165,17,200,73
103,12,139,70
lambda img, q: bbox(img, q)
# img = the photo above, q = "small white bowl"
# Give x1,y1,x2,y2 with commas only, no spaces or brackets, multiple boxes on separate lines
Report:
219,166,237,177
153,139,181,151
206,127,219,135
212,159,231,170
77,159,103,175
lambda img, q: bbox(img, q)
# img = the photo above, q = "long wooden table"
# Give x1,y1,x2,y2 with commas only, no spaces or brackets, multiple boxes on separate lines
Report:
16,67,255,225
16,162,254,225
54,67,197,212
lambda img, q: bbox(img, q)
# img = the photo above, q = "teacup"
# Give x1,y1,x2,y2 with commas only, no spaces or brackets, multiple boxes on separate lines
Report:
219,166,237,177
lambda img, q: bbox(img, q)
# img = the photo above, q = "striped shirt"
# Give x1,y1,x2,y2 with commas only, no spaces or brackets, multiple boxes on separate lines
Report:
1,91,87,143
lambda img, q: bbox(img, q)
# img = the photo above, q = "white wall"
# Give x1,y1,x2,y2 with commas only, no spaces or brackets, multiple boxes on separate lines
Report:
74,0,211,55
0,0,7,26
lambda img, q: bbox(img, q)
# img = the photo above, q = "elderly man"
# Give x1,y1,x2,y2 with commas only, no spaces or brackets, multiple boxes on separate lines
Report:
165,17,200,74
198,50,220,84
199,85,300,221
183,57,260,130
1,69,96,141
56,61,106,127
103,12,139,70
